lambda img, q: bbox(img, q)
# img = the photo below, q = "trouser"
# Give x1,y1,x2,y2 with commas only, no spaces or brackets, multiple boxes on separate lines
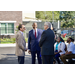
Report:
18,56,24,64
42,55,54,64
60,54,75,64
31,51,42,64
55,50,60,64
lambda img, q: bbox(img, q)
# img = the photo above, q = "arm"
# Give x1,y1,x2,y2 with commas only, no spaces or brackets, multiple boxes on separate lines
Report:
39,31,46,47
65,44,73,55
16,34,26,51
28,32,31,51
59,42,65,53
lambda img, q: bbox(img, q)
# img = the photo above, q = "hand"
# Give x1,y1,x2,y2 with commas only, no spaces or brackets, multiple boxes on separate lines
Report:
61,54,64,56
28,50,31,54
59,50,62,53
55,52,58,55
25,48,28,51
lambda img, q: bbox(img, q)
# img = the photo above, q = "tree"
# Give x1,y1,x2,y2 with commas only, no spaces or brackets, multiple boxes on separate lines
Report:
59,11,75,28
36,11,60,21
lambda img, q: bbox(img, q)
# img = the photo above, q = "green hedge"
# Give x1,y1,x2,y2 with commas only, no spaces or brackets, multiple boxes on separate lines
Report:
62,37,68,41
0,38,28,44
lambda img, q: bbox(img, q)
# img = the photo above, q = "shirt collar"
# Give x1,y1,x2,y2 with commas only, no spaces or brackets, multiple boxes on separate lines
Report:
33,28,37,31
19,30,23,35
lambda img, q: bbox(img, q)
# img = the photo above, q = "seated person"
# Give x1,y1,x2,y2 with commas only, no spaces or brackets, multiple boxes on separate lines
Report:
54,37,66,64
60,37,75,64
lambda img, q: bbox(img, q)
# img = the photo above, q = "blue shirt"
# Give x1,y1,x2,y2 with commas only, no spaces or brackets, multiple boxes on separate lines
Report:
19,31,23,36
55,42,61,50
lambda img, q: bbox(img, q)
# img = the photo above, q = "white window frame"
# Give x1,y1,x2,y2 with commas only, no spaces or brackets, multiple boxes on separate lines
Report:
0,21,16,35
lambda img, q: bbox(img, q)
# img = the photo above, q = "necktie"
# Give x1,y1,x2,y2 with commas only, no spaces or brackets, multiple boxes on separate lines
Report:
35,30,36,38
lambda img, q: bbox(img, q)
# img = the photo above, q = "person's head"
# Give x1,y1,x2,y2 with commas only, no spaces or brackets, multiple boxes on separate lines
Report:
32,22,37,30
67,37,74,43
57,37,64,43
44,22,52,30
18,24,25,32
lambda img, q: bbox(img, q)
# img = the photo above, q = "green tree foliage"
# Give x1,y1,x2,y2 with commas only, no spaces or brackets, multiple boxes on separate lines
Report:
36,11,75,28
36,11,60,21
59,11,75,28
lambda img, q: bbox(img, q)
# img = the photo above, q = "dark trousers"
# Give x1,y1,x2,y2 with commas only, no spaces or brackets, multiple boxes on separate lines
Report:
42,55,54,64
60,54,75,64
31,51,42,64
18,56,24,64
55,50,60,64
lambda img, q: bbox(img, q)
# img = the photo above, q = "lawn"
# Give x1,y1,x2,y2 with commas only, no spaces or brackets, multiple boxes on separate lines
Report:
62,37,68,41
0,38,28,44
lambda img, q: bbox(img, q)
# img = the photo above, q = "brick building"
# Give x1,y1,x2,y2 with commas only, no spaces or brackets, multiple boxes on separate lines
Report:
0,11,22,38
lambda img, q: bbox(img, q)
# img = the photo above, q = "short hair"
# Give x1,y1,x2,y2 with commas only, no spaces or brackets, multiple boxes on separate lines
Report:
59,37,64,42
69,37,74,42
44,22,52,28
32,22,37,25
18,24,23,30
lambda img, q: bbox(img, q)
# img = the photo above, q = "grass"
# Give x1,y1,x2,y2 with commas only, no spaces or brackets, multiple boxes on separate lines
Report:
62,37,68,41
0,38,28,44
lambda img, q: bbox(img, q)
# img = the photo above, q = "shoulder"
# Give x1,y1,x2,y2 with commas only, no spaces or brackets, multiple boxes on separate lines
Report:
17,31,21,35
61,42,65,44
16,31,20,37
54,42,57,46
70,42,74,46
60,42,65,47
29,29,33,33
38,29,43,32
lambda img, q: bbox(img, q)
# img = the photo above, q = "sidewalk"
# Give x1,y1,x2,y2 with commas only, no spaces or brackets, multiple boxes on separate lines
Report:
0,42,74,47
0,43,28,47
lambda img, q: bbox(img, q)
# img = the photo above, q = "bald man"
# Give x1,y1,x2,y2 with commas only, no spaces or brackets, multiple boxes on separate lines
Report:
28,22,43,64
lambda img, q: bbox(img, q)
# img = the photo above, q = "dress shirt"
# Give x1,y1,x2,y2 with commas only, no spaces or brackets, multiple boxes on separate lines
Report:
28,28,38,51
19,31,24,36
58,42,65,55
33,28,38,37
67,42,75,54
54,42,65,55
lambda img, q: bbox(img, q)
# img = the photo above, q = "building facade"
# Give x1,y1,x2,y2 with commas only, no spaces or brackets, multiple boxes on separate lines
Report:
0,11,22,38
22,11,36,21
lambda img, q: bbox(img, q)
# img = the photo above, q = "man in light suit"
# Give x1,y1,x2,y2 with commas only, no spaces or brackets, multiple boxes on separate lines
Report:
15,24,27,64
39,22,55,64
28,22,43,64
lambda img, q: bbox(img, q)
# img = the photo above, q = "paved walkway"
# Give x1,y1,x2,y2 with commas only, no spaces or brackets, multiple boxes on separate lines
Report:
0,42,73,64
0,47,38,64
0,43,28,47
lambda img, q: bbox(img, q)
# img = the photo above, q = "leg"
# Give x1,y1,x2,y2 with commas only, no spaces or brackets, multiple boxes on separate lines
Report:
42,55,53,64
55,51,60,64
60,55,68,64
18,56,24,64
42,55,47,64
49,55,54,64
60,54,75,64
37,51,42,64
55,54,60,64
31,51,36,64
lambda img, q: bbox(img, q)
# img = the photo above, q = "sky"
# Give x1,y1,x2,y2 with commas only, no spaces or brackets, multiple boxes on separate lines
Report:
23,11,35,13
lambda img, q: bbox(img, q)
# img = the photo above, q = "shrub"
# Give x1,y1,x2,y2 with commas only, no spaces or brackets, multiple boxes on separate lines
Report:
25,38,28,43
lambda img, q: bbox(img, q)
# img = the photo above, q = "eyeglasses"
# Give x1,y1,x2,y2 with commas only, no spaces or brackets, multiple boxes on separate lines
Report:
23,27,25,29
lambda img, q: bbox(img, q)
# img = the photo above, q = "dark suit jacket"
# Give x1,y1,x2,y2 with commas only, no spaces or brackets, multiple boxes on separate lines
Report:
28,29,43,51
39,28,55,55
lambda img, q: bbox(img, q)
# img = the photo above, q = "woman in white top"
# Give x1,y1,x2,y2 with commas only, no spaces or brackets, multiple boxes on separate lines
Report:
54,37,66,64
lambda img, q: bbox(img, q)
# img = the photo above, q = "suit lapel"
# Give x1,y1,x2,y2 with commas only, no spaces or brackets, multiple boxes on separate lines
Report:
31,30,36,39
19,31,25,41
37,29,39,39
31,29,39,39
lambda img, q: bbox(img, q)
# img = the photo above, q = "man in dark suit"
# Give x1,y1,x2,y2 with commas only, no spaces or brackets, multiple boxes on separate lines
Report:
39,22,55,64
28,22,43,64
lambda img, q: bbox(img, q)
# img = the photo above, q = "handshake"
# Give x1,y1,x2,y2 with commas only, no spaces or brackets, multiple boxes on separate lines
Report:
25,48,31,54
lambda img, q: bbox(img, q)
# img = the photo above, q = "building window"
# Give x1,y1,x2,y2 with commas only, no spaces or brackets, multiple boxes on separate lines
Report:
1,23,14,35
